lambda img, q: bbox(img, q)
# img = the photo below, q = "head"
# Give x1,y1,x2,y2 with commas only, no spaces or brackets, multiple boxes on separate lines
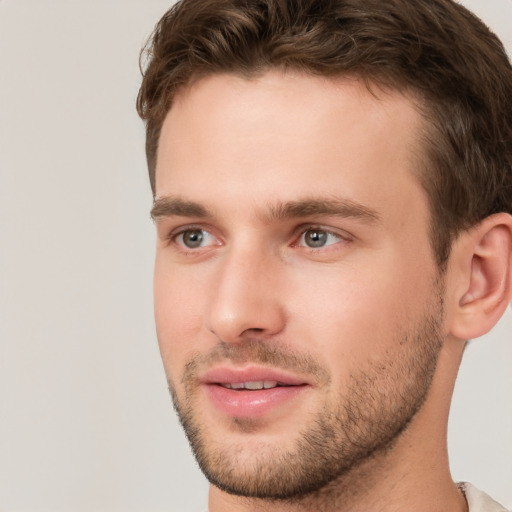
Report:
138,0,512,268
137,0,512,505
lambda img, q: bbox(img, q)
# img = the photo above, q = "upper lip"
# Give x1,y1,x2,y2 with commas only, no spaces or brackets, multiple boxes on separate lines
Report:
201,366,310,386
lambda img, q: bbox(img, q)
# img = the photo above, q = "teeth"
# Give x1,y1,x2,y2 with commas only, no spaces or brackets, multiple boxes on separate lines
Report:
245,381,264,390
221,381,279,390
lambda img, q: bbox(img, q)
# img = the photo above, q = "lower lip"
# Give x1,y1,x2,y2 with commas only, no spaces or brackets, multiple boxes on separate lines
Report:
204,384,308,418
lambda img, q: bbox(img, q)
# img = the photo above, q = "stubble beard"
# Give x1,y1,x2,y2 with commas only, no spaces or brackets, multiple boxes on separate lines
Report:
167,289,444,502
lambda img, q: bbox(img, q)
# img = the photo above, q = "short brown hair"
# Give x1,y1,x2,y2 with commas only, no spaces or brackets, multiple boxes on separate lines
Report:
137,0,512,266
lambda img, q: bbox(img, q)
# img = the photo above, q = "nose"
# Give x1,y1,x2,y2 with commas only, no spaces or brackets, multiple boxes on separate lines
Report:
205,246,286,343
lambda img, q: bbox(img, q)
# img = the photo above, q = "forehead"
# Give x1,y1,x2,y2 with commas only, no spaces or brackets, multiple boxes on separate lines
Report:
155,71,426,221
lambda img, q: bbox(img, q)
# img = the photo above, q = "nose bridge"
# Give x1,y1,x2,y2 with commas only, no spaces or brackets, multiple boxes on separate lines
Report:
206,241,285,342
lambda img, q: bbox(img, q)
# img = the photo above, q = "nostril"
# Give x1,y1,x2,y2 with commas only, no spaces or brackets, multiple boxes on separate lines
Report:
206,284,286,342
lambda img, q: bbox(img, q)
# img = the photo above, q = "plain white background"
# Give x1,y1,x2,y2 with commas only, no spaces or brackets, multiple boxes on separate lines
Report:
0,1,511,511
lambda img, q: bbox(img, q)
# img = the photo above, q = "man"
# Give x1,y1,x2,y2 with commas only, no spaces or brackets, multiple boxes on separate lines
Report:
137,1,512,511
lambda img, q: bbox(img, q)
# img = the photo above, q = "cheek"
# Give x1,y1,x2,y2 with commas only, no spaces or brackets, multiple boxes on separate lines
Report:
286,256,433,363
153,257,208,375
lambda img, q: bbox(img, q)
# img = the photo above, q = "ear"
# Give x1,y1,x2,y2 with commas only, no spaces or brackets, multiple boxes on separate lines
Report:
449,213,512,341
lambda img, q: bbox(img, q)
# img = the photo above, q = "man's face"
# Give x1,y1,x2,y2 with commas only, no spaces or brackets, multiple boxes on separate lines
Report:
153,72,445,499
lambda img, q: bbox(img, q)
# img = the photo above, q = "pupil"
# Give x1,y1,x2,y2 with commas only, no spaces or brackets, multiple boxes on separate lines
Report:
305,230,327,247
184,230,203,248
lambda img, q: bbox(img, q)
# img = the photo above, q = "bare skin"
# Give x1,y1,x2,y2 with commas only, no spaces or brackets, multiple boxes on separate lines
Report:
152,71,512,512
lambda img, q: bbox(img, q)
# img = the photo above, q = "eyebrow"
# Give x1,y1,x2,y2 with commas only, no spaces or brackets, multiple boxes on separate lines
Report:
151,196,209,220
266,198,380,223
151,195,380,224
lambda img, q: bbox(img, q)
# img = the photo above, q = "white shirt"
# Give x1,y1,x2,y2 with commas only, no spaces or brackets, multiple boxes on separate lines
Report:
459,482,511,512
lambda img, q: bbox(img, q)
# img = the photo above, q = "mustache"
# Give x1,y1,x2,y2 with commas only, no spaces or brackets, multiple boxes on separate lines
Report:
181,339,331,386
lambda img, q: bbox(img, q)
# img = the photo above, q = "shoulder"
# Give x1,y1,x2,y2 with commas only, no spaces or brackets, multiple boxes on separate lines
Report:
458,482,511,512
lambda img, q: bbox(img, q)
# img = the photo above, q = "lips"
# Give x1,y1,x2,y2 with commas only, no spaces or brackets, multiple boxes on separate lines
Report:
220,380,279,390
201,366,310,418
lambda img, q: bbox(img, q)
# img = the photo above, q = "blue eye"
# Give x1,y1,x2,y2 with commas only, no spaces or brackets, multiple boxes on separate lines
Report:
176,229,216,249
181,229,204,248
299,228,341,248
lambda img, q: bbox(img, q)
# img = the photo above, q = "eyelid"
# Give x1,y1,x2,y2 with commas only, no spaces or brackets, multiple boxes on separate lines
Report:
292,224,354,247
163,222,210,240
159,221,353,252
169,224,222,251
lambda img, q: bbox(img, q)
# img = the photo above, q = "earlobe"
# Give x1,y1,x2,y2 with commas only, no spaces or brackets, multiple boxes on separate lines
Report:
450,213,512,341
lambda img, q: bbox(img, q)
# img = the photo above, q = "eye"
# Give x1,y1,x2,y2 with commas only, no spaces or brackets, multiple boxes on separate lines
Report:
174,228,217,249
297,228,343,248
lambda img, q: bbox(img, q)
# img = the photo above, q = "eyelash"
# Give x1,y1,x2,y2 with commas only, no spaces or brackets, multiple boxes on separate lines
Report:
168,225,218,251
167,224,353,253
292,225,352,249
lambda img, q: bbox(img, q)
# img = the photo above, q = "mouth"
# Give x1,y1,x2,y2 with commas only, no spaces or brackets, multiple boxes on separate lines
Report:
219,380,288,390
200,367,311,418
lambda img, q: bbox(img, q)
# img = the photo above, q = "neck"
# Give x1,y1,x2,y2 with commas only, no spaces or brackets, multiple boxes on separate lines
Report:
208,339,467,512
